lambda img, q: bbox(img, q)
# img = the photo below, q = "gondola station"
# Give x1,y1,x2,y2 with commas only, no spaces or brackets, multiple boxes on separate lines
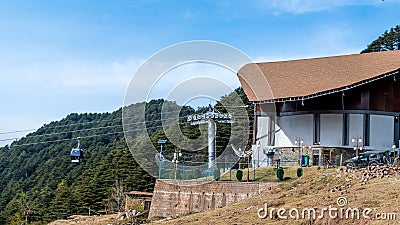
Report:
238,50,400,167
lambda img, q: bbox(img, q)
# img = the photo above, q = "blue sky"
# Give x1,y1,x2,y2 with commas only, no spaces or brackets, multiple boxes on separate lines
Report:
1,0,400,144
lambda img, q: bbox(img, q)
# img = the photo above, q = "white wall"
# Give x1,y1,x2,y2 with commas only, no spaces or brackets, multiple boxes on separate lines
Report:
370,115,393,149
253,116,271,167
320,114,342,147
349,114,363,143
255,113,396,159
256,116,270,148
274,114,313,147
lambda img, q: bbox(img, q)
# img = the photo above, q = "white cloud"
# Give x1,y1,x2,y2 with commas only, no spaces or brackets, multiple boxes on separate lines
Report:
253,48,360,63
252,24,363,62
258,0,397,14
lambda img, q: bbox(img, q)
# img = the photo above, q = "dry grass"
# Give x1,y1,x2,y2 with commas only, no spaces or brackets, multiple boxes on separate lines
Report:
48,214,118,225
219,166,316,182
49,167,400,225
152,167,400,225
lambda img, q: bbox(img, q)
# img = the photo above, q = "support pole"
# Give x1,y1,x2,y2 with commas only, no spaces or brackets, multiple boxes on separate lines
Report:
247,155,250,182
229,161,232,181
208,119,216,169
319,149,323,167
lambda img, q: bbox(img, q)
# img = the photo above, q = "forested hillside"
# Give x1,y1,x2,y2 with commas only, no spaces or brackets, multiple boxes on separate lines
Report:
0,87,252,224
0,106,155,224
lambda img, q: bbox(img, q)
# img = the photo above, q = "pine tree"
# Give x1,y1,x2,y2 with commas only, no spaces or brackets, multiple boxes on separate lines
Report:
48,180,73,220
361,25,400,53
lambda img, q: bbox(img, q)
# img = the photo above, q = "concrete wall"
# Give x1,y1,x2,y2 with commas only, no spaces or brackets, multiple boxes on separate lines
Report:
255,113,396,151
370,115,394,149
320,114,343,147
348,114,363,143
148,180,276,219
274,114,313,147
256,116,270,148
254,116,272,167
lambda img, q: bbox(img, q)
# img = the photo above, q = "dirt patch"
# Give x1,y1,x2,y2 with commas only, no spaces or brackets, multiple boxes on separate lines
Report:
48,214,117,225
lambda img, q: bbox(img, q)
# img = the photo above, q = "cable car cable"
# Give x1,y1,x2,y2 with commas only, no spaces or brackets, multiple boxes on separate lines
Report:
0,108,194,136
1,115,189,142
1,107,249,143
9,123,171,147
0,104,251,136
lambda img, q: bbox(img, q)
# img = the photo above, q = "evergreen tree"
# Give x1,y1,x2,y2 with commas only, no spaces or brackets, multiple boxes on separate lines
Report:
361,25,400,53
48,180,73,220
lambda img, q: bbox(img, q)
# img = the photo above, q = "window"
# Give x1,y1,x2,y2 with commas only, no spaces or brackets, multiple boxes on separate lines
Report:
144,200,151,211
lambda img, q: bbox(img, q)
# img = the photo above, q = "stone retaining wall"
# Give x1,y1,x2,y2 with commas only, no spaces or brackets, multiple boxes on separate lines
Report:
148,179,276,219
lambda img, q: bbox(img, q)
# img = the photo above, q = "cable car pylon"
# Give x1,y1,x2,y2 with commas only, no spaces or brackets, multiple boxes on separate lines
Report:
187,104,234,168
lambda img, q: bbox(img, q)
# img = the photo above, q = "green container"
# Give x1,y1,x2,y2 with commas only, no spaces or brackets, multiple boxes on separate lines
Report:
297,167,303,177
277,167,284,181
236,170,243,181
304,155,310,166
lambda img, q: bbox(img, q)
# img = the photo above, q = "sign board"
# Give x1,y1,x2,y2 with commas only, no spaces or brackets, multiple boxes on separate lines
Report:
187,112,233,124
158,140,167,144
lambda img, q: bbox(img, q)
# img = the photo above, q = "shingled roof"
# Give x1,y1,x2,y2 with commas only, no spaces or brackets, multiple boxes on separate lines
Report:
238,50,400,102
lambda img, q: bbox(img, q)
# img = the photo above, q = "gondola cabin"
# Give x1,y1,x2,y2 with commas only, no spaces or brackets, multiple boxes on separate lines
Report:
70,148,83,163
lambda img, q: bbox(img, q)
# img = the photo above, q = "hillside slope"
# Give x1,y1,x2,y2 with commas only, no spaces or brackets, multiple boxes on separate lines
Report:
0,104,157,224
0,98,197,224
0,87,252,224
157,167,400,225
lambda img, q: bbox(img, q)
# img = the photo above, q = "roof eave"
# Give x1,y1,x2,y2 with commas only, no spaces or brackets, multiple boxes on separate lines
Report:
253,69,400,104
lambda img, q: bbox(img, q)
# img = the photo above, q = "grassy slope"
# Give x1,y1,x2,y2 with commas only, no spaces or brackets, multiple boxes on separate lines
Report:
219,166,316,182
49,166,400,225
156,167,400,225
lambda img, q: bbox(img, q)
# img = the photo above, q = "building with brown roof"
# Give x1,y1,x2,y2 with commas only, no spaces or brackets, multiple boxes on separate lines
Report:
238,50,400,167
